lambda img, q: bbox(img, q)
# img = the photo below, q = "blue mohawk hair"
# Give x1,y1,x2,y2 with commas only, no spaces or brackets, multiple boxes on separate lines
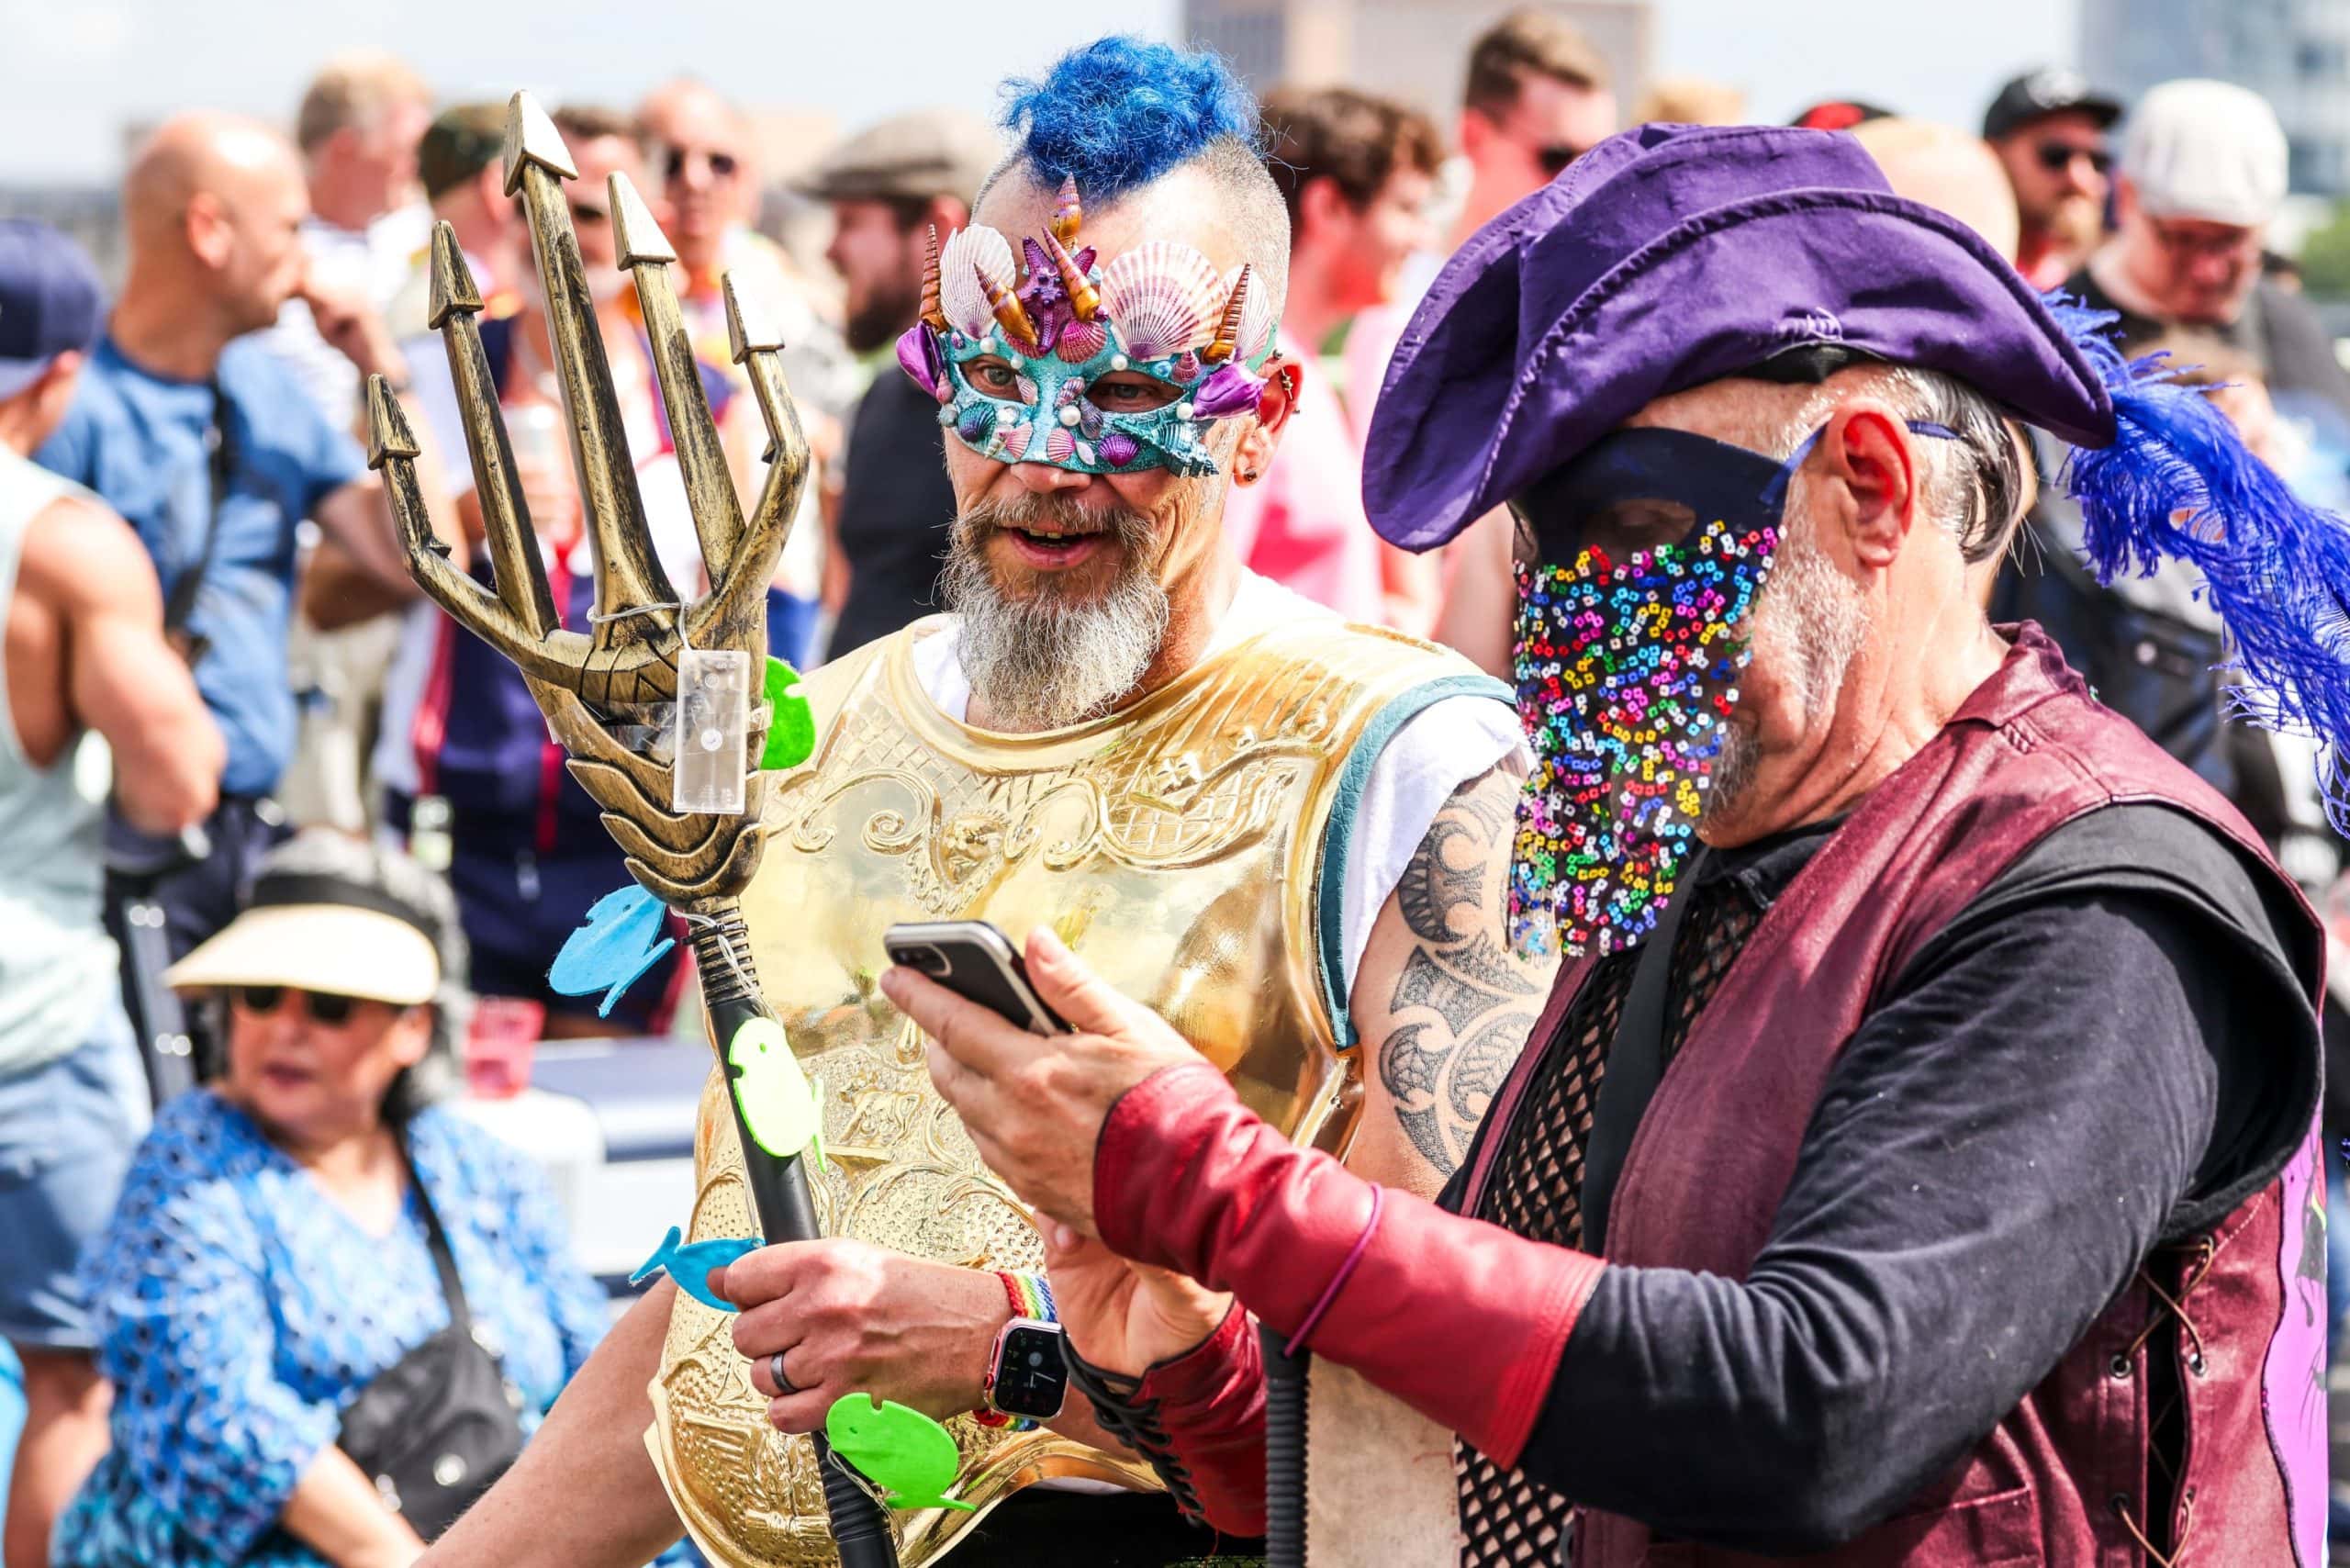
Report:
999,36,1259,200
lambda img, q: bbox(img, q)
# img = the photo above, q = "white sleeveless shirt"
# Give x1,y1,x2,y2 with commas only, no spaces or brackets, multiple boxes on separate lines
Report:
0,444,121,1076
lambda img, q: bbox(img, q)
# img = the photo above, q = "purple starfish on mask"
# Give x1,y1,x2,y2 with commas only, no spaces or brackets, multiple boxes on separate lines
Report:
1015,237,1096,357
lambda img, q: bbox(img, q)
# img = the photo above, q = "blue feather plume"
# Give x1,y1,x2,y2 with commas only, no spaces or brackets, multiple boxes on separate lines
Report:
2051,297,2350,831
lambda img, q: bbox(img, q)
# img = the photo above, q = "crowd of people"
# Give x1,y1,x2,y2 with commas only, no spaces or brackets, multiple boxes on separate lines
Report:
5,11,2350,1568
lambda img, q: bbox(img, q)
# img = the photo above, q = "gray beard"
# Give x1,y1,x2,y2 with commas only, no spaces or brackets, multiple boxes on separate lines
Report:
937,499,1171,732
1702,526,1874,823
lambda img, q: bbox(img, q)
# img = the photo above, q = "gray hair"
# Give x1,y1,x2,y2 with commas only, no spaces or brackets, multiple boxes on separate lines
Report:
1771,364,2030,566
252,829,472,1122
977,140,1292,324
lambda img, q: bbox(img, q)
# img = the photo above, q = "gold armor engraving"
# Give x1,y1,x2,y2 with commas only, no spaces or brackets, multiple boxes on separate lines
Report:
648,613,1492,1566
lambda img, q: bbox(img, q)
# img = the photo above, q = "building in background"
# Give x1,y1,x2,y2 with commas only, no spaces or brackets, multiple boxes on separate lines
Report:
2082,0,2350,195
1188,0,1651,118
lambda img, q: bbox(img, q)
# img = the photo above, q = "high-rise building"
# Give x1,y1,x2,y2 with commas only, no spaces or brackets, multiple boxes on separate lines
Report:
2081,0,2350,194
1185,0,1651,120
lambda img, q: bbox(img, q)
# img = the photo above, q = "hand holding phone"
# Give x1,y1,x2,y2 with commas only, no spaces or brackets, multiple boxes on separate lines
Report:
882,922,1069,1035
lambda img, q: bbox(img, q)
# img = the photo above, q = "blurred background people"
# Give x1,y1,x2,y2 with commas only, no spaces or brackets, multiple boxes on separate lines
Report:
801,108,996,661
0,219,221,1568
383,103,524,341
2074,77,2350,422
53,833,606,1568
1449,7,1617,249
1628,74,1747,127
255,52,434,423
1981,68,2121,290
636,77,857,670
1246,84,1443,630
378,104,724,1039
1851,117,2023,259
34,112,442,1083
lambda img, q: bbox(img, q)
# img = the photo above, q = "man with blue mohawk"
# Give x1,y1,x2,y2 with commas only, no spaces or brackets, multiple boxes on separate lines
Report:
422,38,1533,1568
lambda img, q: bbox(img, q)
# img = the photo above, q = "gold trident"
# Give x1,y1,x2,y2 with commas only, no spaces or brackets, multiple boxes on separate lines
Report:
366,91,808,916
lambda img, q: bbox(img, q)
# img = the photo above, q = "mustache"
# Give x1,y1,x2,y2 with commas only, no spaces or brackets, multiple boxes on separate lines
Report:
954,496,1156,547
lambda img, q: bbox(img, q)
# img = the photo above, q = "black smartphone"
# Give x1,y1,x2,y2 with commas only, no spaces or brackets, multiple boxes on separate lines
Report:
882,921,1069,1035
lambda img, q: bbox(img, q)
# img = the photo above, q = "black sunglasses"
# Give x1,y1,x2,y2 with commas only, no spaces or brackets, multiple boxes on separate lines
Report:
666,147,740,181
235,985,368,1025
1537,142,1588,178
2035,140,2113,176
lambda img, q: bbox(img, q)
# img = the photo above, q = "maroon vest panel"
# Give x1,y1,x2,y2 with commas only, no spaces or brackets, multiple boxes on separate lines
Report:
1476,626,2328,1567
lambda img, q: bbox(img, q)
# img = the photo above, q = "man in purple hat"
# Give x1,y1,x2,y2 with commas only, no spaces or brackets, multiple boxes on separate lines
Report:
892,123,2343,1565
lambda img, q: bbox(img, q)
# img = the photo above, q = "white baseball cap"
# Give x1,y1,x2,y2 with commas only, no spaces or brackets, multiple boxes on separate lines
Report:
2123,79,2289,228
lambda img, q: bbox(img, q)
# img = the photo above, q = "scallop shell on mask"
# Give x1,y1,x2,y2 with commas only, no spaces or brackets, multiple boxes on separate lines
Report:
1100,241,1224,362
998,420,1032,461
939,225,1018,340
1045,425,1078,464
1056,316,1109,363
1217,265,1276,363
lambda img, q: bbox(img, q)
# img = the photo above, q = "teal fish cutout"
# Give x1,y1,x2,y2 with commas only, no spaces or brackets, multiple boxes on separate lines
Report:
630,1225,763,1312
761,657,814,771
726,1017,829,1170
824,1394,974,1511
548,884,675,1016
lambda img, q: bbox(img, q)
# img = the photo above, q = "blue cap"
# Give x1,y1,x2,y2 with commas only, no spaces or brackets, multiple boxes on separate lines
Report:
0,220,105,400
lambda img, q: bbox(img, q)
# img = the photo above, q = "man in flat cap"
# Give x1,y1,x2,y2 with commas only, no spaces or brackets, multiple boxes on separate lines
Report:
896,123,2340,1564
802,108,999,659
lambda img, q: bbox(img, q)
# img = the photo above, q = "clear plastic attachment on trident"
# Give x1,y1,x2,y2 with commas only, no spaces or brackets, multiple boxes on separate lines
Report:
674,648,750,814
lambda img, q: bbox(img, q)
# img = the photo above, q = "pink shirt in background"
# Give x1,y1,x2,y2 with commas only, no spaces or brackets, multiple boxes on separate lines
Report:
1221,329,1387,625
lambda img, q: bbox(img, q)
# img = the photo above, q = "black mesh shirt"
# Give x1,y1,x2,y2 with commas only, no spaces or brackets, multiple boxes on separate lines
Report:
1452,834,1784,1568
1437,805,2314,1562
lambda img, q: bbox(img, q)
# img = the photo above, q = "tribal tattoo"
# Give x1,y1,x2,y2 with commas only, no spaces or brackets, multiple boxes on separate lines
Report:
1371,764,1552,1177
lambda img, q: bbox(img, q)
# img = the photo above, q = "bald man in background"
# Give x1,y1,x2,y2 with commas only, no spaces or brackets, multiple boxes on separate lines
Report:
35,113,448,1083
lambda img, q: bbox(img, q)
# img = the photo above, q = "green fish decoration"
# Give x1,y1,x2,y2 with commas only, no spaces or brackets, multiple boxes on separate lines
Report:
725,1017,828,1170
761,656,814,771
824,1394,973,1511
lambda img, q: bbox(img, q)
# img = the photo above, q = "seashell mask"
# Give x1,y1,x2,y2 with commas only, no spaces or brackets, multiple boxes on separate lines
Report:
895,177,1280,477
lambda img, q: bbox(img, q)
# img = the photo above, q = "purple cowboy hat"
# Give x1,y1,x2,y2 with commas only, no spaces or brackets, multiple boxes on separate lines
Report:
1363,122,2116,552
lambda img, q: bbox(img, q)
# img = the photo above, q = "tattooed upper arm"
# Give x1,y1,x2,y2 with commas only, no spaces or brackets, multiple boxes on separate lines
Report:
1348,762,1558,1194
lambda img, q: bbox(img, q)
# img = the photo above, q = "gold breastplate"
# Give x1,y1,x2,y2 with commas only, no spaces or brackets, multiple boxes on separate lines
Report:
648,613,1496,1566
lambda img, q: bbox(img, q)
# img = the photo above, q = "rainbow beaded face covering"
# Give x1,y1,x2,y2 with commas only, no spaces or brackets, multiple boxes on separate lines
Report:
1505,428,1797,958
894,178,1277,476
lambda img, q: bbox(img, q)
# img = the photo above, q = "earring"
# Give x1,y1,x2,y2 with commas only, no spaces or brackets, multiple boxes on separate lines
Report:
1238,465,1259,482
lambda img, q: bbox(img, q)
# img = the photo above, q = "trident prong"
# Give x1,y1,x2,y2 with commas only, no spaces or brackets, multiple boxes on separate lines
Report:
428,223,560,639
504,90,677,645
612,170,746,578
686,272,808,655
372,88,821,909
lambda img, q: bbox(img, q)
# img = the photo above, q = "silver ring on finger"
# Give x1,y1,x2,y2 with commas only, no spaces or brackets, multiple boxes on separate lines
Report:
770,1351,800,1397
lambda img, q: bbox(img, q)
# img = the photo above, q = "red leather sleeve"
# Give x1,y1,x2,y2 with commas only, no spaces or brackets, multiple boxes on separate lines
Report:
1134,1300,1268,1535
1093,1061,1606,1467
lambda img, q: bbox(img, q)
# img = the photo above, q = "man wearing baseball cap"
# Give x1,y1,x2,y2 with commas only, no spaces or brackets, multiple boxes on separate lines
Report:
0,218,221,1567
800,107,999,659
1981,67,2121,289
901,122,2343,1563
2072,77,2350,420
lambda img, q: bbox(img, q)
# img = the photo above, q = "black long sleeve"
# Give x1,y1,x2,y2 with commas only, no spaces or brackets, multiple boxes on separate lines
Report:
1514,805,2317,1553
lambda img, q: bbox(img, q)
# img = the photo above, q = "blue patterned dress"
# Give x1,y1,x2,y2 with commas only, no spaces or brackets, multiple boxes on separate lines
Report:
52,1091,611,1567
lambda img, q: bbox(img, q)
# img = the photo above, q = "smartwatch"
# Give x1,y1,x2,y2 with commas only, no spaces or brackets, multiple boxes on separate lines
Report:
984,1316,1069,1421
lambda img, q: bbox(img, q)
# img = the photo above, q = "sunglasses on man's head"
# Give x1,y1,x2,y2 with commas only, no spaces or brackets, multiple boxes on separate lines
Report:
235,986,370,1026
665,147,740,182
2034,140,2112,176
1537,142,1588,178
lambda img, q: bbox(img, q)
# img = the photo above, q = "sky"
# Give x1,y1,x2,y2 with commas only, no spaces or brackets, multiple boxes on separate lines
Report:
0,0,2079,185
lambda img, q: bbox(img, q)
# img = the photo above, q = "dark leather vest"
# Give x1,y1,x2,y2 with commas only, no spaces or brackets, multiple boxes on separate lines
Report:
1470,624,2330,1567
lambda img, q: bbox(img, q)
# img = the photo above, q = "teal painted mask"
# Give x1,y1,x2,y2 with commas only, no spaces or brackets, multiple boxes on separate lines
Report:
894,181,1279,477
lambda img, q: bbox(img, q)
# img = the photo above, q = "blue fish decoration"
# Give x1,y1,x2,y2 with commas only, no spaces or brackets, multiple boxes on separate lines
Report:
631,1225,764,1312
548,884,676,1017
